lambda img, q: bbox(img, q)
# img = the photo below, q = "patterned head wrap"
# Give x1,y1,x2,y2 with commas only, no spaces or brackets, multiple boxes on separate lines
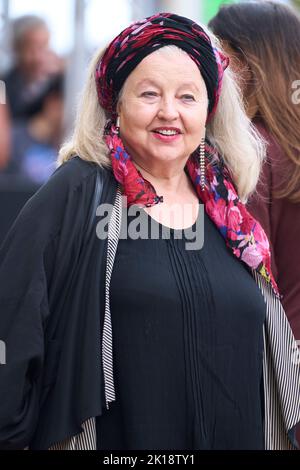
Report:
95,12,229,120
93,13,278,296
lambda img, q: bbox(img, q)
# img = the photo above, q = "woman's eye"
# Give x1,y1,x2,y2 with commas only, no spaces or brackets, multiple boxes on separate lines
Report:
181,94,196,101
141,91,158,97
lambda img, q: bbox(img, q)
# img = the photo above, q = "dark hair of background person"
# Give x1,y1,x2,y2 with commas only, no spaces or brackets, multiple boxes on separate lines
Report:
209,1,300,203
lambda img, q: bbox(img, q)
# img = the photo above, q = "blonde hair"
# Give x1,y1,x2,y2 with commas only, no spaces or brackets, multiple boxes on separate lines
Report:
206,53,265,203
58,29,265,202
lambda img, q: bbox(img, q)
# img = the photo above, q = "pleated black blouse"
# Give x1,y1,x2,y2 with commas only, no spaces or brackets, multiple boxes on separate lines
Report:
96,204,266,450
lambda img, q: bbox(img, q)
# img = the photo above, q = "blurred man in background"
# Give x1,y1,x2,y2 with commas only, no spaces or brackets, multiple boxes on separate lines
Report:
2,14,64,121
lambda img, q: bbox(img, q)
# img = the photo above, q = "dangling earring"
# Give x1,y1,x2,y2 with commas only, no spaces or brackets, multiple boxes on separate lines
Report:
115,116,120,135
199,136,206,191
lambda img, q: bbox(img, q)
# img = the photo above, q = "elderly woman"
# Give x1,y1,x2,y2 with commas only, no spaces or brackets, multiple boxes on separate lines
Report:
0,13,299,451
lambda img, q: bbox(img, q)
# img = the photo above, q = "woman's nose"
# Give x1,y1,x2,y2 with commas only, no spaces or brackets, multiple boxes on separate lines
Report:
157,98,179,121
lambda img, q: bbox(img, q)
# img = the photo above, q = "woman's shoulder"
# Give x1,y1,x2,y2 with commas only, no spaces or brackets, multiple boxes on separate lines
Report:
253,119,295,190
32,156,112,205
253,119,287,166
6,156,114,244
49,155,107,190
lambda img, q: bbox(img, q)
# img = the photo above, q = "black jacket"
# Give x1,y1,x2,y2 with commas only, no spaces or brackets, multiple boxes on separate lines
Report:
0,156,300,450
0,156,116,449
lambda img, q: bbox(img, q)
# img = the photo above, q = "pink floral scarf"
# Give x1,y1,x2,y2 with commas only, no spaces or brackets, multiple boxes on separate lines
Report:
104,121,279,297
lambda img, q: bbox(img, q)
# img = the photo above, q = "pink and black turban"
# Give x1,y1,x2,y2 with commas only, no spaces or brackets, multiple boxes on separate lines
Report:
95,12,229,121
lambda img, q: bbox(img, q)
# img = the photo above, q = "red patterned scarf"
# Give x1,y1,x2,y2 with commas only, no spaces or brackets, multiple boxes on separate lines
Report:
104,120,279,296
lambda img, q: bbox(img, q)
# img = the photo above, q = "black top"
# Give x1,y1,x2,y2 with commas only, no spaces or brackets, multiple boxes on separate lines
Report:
2,68,55,120
96,205,266,450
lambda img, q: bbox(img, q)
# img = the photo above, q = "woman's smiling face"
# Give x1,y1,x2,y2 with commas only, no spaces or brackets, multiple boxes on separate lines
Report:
117,47,208,170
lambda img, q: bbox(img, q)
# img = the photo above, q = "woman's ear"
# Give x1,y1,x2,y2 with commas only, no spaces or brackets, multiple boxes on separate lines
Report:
116,99,122,116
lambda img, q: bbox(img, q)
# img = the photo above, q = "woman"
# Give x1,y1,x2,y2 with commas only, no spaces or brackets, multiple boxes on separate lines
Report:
0,13,299,450
209,1,300,343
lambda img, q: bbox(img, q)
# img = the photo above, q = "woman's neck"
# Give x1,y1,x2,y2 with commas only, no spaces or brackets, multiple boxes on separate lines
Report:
133,160,190,196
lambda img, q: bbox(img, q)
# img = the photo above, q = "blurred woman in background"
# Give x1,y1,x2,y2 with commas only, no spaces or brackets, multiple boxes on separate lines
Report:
2,15,64,121
209,0,300,344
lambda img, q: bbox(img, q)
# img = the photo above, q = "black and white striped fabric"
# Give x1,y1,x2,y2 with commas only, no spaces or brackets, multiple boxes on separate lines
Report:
253,271,300,449
49,187,300,450
102,187,123,409
49,417,96,450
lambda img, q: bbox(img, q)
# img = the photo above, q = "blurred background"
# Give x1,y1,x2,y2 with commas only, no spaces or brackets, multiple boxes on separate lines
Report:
0,0,299,244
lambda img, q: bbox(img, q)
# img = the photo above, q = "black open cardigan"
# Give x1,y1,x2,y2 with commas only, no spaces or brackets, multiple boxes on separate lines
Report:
0,156,299,450
0,157,116,449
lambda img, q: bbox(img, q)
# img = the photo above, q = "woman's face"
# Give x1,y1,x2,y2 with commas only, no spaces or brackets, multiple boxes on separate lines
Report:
117,49,208,170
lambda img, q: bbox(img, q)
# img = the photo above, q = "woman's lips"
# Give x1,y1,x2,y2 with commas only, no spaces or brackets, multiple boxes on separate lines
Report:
151,131,182,142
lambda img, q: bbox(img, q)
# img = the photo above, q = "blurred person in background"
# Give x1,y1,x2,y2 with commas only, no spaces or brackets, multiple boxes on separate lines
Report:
4,74,64,185
209,1,300,344
1,15,64,121
0,13,299,451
